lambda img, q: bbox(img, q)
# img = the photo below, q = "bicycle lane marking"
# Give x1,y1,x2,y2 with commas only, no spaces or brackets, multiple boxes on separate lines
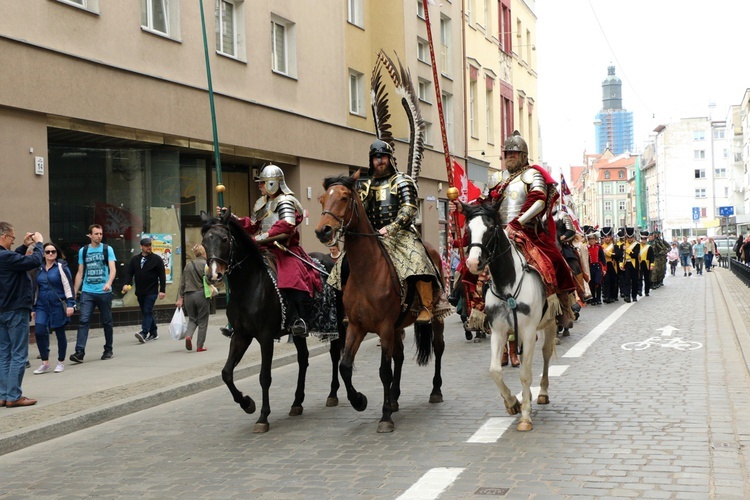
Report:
562,302,634,358
396,467,465,500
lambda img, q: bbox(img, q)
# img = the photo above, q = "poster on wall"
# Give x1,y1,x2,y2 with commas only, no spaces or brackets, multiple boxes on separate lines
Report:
142,233,173,283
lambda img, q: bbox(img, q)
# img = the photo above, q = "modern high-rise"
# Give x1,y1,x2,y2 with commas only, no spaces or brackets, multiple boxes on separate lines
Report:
594,66,634,155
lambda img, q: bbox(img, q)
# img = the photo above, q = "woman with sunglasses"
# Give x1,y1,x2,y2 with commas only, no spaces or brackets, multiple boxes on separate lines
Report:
32,243,75,374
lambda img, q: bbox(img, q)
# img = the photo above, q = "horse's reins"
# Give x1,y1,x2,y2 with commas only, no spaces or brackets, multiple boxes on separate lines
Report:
206,222,249,276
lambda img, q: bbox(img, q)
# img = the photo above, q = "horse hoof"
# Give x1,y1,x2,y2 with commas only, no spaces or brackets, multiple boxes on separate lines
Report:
377,420,395,433
516,421,533,432
537,395,550,405
429,393,443,404
465,330,473,341
253,422,270,433
505,402,521,415
391,401,400,412
352,393,368,412
325,397,339,407
242,397,256,415
289,405,303,416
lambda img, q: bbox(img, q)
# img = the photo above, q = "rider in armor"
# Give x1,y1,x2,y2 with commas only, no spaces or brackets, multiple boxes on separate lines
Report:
453,131,577,327
355,139,440,323
219,164,321,338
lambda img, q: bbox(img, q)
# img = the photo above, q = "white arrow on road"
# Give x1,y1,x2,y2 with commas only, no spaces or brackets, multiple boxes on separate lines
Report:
657,325,680,337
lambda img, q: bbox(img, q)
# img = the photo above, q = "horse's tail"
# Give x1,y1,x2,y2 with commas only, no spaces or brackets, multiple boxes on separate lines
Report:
414,322,433,366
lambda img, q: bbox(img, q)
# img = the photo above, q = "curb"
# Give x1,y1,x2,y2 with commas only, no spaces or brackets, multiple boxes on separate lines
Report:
714,271,750,375
0,342,333,456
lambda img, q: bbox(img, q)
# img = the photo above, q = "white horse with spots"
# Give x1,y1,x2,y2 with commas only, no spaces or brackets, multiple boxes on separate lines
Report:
462,201,558,431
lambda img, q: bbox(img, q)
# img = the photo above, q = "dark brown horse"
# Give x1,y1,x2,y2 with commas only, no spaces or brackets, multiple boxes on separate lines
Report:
201,210,344,432
314,171,445,433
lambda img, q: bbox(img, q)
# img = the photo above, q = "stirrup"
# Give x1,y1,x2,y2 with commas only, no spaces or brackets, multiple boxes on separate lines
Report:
291,319,308,338
416,307,433,324
220,326,234,338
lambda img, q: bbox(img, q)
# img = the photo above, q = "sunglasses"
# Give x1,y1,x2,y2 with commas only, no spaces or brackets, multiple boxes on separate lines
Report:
45,250,57,254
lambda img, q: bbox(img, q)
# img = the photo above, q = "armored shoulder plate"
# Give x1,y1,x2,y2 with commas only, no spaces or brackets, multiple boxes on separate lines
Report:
357,178,372,202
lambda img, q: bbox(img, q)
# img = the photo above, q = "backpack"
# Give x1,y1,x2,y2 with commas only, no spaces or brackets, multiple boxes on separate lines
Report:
81,243,110,280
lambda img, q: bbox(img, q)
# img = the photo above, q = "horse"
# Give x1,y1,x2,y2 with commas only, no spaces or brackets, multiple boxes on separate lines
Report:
461,201,558,431
314,172,446,433
201,210,344,432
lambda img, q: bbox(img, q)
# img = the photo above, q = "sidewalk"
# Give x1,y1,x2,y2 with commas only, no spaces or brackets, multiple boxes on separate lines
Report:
0,312,339,455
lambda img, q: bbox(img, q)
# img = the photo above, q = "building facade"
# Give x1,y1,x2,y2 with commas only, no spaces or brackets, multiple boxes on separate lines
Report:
594,66,634,156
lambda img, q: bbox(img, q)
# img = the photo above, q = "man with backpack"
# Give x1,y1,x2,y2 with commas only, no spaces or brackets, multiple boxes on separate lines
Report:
70,224,117,363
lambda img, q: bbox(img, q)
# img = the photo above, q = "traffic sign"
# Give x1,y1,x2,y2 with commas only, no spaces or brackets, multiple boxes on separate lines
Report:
692,207,700,221
719,206,735,217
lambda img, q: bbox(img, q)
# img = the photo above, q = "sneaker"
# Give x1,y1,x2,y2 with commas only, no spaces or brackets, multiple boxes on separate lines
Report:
25,360,31,369
684,272,687,277
33,363,51,375
145,333,159,342
185,336,193,351
197,347,207,352
135,332,146,344
689,272,692,276
101,351,114,360
69,352,84,364
54,362,65,373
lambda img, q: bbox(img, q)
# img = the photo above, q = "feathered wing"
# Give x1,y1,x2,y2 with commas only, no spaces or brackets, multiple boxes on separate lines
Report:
376,50,425,181
370,55,394,149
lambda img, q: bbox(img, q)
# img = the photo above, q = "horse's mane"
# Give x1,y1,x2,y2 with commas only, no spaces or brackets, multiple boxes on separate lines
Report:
323,174,356,191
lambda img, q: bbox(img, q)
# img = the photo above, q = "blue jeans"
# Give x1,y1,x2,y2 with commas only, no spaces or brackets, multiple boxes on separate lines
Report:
76,292,113,355
0,309,31,402
137,294,158,336
35,324,68,362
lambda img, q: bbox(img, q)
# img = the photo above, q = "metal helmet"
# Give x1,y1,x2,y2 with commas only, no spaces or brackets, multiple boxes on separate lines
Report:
255,164,293,196
368,139,396,176
503,130,529,154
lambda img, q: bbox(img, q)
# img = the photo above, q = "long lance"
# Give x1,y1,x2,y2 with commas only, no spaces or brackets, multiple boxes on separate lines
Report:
273,242,330,277
199,0,225,207
421,0,470,302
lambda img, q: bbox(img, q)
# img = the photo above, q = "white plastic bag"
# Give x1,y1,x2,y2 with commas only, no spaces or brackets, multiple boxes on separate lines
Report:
169,307,188,340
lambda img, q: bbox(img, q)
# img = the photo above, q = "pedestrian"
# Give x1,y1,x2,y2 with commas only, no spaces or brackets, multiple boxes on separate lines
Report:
667,243,679,276
70,224,117,363
743,235,750,265
0,222,44,407
678,236,693,277
32,243,75,374
734,235,744,260
175,244,211,352
704,237,716,272
329,242,342,262
122,237,166,343
693,237,706,275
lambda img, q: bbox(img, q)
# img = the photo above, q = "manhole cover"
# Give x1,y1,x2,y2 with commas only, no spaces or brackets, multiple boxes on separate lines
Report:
475,487,509,496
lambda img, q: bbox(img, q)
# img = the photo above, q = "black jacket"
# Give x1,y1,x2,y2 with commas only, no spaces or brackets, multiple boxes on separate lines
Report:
123,252,166,297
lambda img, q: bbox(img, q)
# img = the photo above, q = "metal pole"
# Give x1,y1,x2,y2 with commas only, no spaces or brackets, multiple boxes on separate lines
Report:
199,0,225,208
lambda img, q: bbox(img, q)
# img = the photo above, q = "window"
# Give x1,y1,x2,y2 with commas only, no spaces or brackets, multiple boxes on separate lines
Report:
482,0,489,28
694,169,706,179
714,128,726,139
619,201,626,211
424,121,433,146
417,38,429,64
469,79,478,138
735,152,743,162
694,150,705,159
439,15,451,75
695,188,706,198
499,0,512,54
715,167,726,178
604,171,610,179
349,70,365,116
56,0,99,12
486,85,494,143
723,148,729,158
604,201,612,211
618,170,624,179
271,15,296,77
604,184,611,194
725,186,730,197
216,0,245,60
442,92,454,151
701,208,707,217
418,78,432,103
618,184,626,193
693,130,705,141
347,0,363,27
417,0,425,19
466,0,473,25
141,0,180,39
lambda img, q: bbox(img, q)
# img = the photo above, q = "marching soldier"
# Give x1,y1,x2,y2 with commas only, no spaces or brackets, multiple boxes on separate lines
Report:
638,230,655,297
601,227,620,303
650,230,669,288
619,227,640,303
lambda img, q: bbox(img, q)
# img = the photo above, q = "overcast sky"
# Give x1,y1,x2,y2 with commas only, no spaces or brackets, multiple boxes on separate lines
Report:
536,0,750,178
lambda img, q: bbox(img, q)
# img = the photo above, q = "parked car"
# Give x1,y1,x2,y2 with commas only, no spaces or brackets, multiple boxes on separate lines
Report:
713,236,737,267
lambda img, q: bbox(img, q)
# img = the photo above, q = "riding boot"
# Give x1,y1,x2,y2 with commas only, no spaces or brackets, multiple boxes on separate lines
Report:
501,345,509,366
415,281,434,324
220,324,234,338
556,292,575,329
508,340,520,367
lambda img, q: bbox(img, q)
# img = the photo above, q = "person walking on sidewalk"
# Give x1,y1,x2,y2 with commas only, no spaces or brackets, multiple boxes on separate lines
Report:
693,237,706,275
175,244,211,352
0,222,43,407
678,236,693,277
70,224,117,363
32,243,75,374
122,237,166,343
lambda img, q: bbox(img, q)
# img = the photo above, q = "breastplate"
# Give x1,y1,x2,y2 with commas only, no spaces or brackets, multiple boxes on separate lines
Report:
365,176,399,229
498,175,528,224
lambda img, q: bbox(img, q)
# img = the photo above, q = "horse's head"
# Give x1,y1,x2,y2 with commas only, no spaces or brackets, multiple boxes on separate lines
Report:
201,209,233,283
315,171,360,246
462,201,502,275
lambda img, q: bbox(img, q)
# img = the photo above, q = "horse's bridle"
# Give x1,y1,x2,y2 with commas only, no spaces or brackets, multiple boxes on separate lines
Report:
321,183,379,244
205,222,247,276
467,221,512,269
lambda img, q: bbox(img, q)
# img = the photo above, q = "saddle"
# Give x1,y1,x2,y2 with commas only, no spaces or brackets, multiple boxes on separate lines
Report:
506,226,558,296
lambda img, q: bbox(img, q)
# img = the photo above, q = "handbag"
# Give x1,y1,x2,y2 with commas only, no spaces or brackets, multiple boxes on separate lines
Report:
194,260,218,299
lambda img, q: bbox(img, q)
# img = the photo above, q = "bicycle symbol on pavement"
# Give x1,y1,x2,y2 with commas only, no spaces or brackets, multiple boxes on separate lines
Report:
621,336,703,351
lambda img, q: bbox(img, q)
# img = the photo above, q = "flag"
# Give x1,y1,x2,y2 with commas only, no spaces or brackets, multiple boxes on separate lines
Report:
451,160,481,227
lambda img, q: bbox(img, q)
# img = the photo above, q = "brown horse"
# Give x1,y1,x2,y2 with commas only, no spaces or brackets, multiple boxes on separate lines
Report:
314,171,445,433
